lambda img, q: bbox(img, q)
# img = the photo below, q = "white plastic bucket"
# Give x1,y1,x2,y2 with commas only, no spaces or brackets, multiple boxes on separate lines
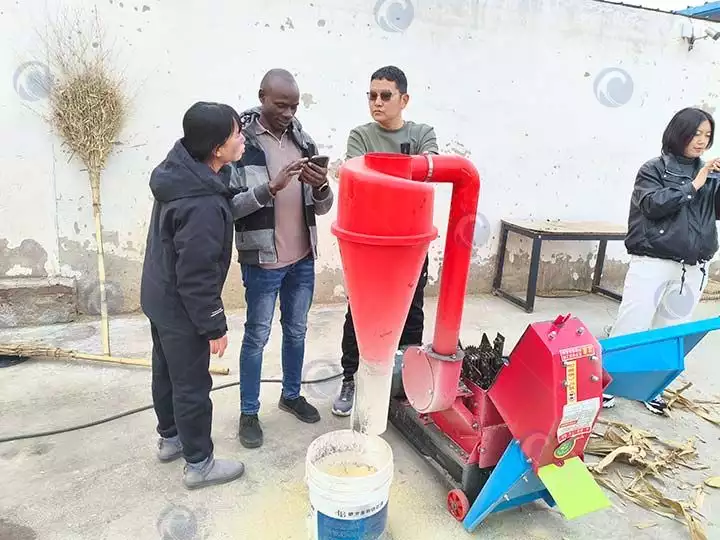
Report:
305,429,394,540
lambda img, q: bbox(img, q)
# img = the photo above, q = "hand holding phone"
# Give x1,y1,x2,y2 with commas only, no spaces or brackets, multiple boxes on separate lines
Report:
300,155,329,187
309,155,330,168
270,158,308,194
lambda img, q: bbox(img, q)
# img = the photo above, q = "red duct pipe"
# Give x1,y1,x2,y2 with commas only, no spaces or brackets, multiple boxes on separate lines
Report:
410,154,481,357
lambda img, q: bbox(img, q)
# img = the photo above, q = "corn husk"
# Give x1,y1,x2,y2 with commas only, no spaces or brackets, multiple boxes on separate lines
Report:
587,419,708,539
663,383,720,427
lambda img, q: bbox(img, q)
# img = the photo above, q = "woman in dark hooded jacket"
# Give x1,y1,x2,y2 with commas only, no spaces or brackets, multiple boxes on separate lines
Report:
140,101,246,490
604,107,720,415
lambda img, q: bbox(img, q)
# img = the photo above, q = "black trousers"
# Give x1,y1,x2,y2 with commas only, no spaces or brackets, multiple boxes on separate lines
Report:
341,255,429,382
150,321,214,464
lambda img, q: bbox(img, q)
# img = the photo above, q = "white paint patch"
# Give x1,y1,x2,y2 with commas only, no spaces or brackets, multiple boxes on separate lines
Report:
59,265,83,279
5,265,33,277
333,284,346,297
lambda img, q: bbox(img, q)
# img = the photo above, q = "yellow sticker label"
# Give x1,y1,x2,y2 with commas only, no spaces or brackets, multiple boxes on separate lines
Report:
566,360,577,404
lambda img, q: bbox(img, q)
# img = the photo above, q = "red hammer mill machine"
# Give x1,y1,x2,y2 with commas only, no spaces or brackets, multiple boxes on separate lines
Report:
330,151,720,533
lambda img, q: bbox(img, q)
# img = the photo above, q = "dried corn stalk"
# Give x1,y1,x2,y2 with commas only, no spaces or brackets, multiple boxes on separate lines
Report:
663,383,720,427
587,420,709,539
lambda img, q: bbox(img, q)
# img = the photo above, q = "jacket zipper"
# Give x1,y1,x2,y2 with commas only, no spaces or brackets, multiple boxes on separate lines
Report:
663,165,702,264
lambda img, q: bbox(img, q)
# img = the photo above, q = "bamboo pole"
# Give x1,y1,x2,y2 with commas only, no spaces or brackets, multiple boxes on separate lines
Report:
0,344,230,376
90,172,111,356
74,352,230,376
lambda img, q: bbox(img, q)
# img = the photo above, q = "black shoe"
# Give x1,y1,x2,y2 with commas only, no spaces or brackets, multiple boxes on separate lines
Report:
602,394,616,409
238,414,263,449
279,395,321,424
643,396,668,416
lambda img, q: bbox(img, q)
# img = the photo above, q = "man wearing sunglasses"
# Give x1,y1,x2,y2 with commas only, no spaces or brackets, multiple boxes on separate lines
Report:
332,65,439,417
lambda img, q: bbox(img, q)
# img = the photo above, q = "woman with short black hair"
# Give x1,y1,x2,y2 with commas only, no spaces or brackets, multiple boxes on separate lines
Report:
604,107,720,415
140,101,246,489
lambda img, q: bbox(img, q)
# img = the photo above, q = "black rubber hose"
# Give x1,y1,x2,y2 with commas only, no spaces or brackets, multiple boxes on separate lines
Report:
0,372,343,444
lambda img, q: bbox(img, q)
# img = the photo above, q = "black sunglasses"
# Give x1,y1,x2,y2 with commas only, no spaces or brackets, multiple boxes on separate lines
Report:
367,90,399,102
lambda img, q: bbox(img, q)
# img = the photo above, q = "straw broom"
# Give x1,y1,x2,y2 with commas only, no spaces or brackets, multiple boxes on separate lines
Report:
0,344,230,376
42,8,125,355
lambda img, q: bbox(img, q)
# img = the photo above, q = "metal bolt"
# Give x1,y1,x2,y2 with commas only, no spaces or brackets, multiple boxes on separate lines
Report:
591,375,600,382
577,327,585,335
523,475,528,483
503,495,510,502
562,380,568,388
451,353,456,359
590,355,599,362
472,422,479,430
548,331,557,340
480,448,486,454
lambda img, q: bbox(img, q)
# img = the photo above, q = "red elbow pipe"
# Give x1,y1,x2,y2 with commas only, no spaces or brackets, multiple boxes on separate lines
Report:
410,154,481,357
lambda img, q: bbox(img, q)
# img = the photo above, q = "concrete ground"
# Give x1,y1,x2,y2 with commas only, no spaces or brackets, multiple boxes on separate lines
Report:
1,293,719,540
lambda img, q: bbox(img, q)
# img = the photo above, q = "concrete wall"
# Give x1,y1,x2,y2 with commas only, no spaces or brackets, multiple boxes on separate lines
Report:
1,0,720,324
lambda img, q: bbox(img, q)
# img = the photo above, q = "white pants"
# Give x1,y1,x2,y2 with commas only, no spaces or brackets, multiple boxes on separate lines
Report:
609,255,709,338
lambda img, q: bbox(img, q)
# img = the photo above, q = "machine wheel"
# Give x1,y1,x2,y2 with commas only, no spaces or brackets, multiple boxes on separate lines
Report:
447,489,470,521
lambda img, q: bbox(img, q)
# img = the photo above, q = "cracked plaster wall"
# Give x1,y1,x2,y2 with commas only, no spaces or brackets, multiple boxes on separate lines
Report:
1,0,719,321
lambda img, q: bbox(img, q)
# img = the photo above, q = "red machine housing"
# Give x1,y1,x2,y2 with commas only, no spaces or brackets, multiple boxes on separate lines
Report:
489,314,605,469
400,314,609,474
424,378,513,469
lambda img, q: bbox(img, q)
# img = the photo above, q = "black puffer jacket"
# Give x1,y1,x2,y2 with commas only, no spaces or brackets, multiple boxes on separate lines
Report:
140,140,234,339
625,153,720,266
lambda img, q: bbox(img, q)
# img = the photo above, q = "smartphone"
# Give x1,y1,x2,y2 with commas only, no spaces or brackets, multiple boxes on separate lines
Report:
309,155,329,168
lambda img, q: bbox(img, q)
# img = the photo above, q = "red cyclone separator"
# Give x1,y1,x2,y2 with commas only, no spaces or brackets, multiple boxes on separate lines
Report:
331,153,438,366
331,151,480,369
331,227,438,246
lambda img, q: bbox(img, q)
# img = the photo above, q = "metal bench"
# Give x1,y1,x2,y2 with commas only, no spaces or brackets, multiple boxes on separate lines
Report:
491,219,627,313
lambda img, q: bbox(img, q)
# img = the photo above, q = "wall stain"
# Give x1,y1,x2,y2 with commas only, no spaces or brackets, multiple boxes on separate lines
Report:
442,140,471,158
328,158,343,180
59,237,142,315
0,239,48,277
102,230,120,247
301,93,317,108
0,519,37,540
699,100,716,115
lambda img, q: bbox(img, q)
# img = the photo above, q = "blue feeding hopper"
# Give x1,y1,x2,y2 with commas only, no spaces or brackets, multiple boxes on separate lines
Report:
600,316,720,402
462,440,554,533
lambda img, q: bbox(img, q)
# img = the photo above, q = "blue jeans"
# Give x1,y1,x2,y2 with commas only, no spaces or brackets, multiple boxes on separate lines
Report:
239,256,315,415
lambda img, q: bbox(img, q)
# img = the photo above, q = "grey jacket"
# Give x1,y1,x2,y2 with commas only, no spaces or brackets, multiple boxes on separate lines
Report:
228,107,334,265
